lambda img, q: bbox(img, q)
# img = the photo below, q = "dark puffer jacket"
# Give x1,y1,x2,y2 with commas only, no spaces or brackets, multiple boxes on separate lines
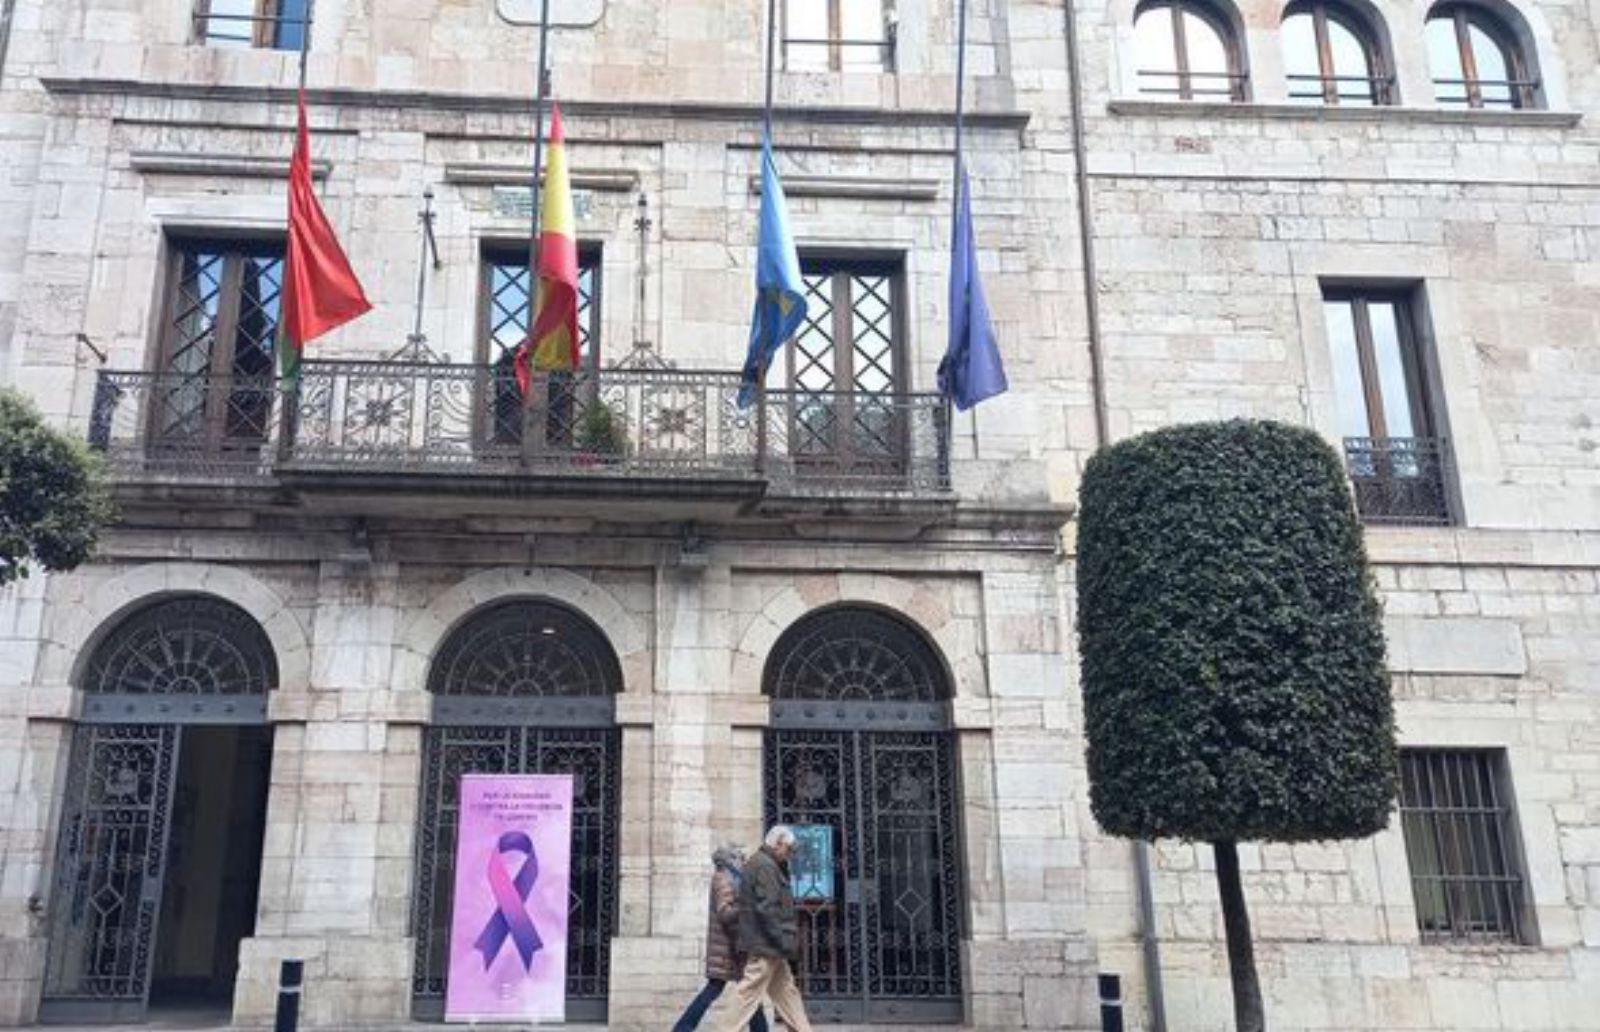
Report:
704,864,747,981
736,845,798,961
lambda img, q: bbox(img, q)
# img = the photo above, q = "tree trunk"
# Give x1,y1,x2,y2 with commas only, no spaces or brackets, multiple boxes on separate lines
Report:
1214,840,1266,1032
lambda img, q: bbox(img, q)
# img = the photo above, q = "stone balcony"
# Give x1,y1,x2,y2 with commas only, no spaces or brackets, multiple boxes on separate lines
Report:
87,362,955,522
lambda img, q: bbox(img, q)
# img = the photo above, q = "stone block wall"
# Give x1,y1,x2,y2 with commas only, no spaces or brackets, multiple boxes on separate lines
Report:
1083,528,1600,1031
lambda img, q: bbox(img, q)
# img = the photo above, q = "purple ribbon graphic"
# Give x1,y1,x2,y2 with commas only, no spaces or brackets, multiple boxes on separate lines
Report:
475,831,543,970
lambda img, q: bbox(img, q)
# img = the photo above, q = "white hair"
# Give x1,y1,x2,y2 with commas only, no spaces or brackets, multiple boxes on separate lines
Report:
764,825,796,849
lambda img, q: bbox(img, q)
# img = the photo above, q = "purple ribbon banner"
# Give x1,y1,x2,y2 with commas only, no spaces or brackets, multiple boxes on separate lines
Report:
475,830,543,970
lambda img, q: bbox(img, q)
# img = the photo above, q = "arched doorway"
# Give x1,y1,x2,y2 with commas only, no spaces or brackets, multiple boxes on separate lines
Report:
410,599,621,1023
42,596,276,1023
763,606,965,1024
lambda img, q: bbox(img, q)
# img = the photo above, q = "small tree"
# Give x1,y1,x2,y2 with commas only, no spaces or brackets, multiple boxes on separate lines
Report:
0,389,114,586
1076,420,1395,1032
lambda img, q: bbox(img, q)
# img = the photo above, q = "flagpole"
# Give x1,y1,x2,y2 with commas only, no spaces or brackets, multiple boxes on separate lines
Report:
951,0,968,223
529,0,552,276
762,0,778,142
951,0,979,458
297,0,313,90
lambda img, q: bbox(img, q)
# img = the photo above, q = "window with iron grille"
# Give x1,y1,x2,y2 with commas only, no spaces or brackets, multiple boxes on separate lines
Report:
154,240,285,452
479,244,602,447
1321,285,1455,526
773,258,905,474
194,0,309,51
480,244,602,370
1398,749,1531,944
784,0,894,72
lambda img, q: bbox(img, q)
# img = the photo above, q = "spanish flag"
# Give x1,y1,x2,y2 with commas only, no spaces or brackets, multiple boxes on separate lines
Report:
515,102,580,394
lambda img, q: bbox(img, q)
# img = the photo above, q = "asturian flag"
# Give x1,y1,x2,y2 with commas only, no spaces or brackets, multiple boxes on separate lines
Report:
737,138,808,408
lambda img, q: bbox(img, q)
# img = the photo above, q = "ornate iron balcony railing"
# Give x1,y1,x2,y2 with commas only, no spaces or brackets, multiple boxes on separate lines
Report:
87,365,952,498
1343,436,1454,526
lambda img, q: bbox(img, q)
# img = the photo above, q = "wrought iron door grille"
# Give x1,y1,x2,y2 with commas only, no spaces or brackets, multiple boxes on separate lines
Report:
764,729,963,1023
83,597,279,697
1398,749,1530,944
766,607,945,703
43,725,181,1015
411,725,620,1019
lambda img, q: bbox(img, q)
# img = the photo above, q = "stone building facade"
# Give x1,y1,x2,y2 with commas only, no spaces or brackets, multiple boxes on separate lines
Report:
0,1,1594,1030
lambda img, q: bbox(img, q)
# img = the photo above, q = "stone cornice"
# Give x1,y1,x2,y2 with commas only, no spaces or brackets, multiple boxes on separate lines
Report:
1106,97,1583,130
129,151,331,180
40,77,1032,133
747,173,941,201
442,162,637,192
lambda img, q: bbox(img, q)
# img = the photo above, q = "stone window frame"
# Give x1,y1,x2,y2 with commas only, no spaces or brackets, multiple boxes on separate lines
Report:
1280,0,1396,106
1319,280,1462,527
1423,0,1542,110
192,0,310,51
1396,747,1538,946
1131,0,1252,102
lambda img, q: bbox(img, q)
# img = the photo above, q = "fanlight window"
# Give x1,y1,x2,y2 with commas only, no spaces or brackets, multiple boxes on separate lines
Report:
1134,0,1247,101
429,600,622,698
1282,1,1391,105
1425,4,1537,109
765,607,947,703
83,596,277,695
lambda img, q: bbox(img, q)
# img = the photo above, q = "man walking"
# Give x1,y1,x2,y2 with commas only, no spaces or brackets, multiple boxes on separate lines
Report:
715,825,813,1032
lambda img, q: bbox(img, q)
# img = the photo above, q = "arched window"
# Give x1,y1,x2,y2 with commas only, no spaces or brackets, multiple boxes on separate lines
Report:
764,606,948,703
1282,1,1391,105
1425,4,1537,109
84,595,277,696
427,599,622,699
1134,0,1247,102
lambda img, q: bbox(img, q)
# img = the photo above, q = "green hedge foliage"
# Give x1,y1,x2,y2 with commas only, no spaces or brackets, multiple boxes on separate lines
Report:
1077,420,1396,843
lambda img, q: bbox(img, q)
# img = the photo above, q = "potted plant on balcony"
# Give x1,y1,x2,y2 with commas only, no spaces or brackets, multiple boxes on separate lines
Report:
575,403,629,467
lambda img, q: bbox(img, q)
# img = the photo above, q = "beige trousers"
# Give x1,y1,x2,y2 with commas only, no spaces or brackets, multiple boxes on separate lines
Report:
714,954,813,1032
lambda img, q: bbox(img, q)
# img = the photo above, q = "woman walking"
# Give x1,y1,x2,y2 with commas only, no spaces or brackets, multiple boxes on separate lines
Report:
672,844,769,1032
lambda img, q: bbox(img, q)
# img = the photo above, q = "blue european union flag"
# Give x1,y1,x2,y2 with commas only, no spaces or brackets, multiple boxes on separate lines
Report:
939,165,1007,411
738,139,808,408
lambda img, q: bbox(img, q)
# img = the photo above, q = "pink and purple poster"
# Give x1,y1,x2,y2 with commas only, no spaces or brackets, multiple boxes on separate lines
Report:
445,774,573,1024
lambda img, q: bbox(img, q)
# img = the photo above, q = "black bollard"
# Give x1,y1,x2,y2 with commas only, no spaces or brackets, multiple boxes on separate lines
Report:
275,959,303,1032
1098,972,1123,1032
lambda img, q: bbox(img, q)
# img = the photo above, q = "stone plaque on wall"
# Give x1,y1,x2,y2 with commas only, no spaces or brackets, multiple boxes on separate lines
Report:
492,186,593,222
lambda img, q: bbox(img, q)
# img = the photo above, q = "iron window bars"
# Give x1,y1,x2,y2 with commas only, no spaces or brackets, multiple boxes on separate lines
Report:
1398,749,1531,945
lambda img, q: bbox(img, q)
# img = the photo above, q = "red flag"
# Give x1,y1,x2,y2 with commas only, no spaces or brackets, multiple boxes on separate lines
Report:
280,90,371,377
514,102,581,395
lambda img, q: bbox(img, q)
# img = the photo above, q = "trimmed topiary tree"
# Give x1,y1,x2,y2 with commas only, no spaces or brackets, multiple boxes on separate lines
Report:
0,389,114,586
1076,419,1396,1032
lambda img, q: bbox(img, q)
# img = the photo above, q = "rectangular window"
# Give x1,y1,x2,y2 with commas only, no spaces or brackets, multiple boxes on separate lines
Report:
479,244,601,370
154,240,284,451
784,0,893,72
1398,749,1531,944
479,244,602,447
1321,286,1453,525
776,258,905,475
195,0,308,51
